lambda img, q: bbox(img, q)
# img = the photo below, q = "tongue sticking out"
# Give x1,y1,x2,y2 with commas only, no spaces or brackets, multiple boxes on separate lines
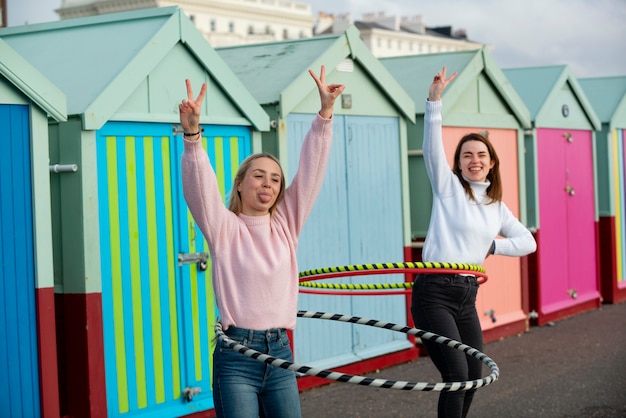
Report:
259,194,272,203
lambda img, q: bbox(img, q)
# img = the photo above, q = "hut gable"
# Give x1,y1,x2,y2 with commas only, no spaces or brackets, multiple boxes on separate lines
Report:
217,25,415,122
0,38,66,121
503,65,600,130
579,76,626,129
381,47,531,129
0,6,268,131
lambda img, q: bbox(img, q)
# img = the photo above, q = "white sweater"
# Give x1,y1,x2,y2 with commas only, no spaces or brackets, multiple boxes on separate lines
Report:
422,100,536,266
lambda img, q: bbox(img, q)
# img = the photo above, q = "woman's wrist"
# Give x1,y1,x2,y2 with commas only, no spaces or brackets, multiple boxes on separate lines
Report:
183,126,201,140
318,109,333,119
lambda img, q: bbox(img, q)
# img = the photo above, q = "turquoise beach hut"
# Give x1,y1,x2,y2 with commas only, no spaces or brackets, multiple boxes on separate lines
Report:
0,7,268,418
503,65,602,326
217,25,417,390
580,76,626,304
381,48,534,344
0,38,66,418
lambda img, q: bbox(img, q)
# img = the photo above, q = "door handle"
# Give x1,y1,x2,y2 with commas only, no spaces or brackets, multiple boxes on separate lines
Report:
183,387,202,402
178,252,209,271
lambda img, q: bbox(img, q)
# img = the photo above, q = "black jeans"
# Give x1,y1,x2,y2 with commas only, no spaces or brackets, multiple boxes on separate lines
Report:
411,274,483,418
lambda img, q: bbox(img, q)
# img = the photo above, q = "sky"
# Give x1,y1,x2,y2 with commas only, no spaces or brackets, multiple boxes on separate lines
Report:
5,0,626,78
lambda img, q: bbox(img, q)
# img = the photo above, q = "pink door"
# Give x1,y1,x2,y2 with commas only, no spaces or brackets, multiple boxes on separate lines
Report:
536,128,599,317
443,127,526,335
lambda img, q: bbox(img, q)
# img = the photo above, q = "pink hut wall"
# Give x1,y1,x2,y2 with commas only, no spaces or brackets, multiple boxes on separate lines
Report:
443,126,527,339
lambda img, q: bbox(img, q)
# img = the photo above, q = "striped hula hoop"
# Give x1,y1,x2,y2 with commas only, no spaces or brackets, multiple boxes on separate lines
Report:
215,310,499,392
299,281,413,290
298,262,488,294
299,262,486,279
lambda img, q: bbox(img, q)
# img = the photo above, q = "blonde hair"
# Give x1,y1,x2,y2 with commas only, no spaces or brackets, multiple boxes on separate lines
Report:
228,153,286,215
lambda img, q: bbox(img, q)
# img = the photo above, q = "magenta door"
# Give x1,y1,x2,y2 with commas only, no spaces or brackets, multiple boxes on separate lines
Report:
536,128,599,316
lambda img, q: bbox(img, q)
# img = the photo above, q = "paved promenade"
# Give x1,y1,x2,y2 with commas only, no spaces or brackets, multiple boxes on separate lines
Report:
299,302,626,417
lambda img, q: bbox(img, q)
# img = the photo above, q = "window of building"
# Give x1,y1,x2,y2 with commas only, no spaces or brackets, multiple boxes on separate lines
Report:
229,21,235,33
210,19,216,32
283,28,289,39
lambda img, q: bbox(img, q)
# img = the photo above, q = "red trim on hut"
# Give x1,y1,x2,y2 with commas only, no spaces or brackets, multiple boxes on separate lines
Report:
36,287,60,418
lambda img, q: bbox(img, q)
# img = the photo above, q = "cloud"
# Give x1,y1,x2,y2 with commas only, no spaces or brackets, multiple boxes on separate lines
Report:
308,0,626,77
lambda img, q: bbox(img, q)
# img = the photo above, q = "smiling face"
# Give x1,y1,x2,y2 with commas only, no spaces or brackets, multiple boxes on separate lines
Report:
236,156,283,216
457,139,495,183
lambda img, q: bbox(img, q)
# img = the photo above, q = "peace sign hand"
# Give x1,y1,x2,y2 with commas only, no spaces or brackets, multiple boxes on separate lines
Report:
179,79,207,138
308,65,345,119
428,66,458,102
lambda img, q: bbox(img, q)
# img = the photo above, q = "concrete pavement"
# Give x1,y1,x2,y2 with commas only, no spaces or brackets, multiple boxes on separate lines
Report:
299,302,626,417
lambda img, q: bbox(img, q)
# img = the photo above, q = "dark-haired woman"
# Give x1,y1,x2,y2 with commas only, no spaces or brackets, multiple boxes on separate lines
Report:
411,67,536,418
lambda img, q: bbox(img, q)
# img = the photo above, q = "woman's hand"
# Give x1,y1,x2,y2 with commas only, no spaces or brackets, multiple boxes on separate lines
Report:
179,79,207,138
308,65,345,119
428,66,457,102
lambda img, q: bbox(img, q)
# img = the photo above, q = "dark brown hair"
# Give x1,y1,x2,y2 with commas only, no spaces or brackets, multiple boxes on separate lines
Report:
228,153,286,215
452,133,502,203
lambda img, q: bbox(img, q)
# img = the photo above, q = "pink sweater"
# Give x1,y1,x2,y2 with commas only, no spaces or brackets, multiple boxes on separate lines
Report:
181,115,333,331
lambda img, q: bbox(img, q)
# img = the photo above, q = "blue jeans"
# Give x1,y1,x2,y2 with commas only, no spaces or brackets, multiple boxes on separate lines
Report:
213,326,301,418
411,274,484,418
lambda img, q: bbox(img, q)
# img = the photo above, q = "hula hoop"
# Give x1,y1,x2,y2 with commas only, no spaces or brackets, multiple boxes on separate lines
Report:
215,310,499,392
298,263,488,295
299,262,486,278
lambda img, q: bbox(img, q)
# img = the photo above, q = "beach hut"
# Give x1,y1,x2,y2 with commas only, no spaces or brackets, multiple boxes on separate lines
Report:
0,38,67,418
217,25,416,390
503,65,602,325
381,47,535,343
579,76,626,304
0,7,268,418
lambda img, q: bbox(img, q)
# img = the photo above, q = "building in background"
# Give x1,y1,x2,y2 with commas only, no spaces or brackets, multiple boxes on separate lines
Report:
54,0,483,53
56,0,314,47
316,11,484,57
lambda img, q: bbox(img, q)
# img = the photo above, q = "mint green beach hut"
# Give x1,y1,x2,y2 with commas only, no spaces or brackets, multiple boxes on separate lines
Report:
217,26,418,390
381,48,535,344
0,7,268,418
503,65,602,326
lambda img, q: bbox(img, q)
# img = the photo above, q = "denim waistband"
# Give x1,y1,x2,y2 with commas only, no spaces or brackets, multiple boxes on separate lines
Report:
224,325,288,343
416,273,478,284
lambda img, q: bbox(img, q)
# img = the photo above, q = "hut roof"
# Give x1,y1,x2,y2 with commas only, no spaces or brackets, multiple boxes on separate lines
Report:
0,7,268,130
0,38,66,121
217,25,415,121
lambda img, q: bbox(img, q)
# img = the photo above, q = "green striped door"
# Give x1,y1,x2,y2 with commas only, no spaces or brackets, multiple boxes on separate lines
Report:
97,122,251,417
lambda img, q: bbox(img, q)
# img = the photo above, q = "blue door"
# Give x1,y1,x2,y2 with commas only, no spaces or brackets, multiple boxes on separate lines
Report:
287,114,409,369
97,122,251,417
0,104,41,417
